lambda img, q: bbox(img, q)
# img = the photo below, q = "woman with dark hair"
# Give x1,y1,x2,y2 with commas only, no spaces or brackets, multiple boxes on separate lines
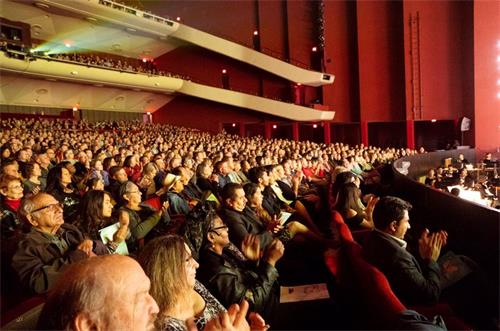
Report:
45,165,81,222
21,162,44,195
1,144,13,162
118,181,169,251
123,155,141,182
333,182,378,230
78,190,128,253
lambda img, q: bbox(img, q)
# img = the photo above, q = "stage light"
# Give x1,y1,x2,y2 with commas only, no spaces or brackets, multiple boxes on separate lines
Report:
272,124,277,129
431,119,437,123
142,58,147,63
232,123,236,127
253,30,258,36
312,46,317,52
147,112,151,115
72,106,78,111
313,124,318,129
297,83,301,86
222,69,227,74
65,43,71,48
176,16,181,21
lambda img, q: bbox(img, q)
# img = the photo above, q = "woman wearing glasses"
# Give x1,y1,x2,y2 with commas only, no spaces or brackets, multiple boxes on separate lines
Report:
196,212,284,321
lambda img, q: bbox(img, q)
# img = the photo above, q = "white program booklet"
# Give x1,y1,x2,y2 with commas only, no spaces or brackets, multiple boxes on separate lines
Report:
280,283,330,303
99,223,129,255
278,212,292,225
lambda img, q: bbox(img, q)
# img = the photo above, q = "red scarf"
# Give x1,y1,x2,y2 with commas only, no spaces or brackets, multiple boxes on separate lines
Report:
4,198,21,211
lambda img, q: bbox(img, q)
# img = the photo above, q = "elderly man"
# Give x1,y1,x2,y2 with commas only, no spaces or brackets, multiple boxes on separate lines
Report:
11,193,107,294
37,255,159,331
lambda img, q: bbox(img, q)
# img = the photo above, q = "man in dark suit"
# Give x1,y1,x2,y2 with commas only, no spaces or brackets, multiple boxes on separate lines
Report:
363,196,447,305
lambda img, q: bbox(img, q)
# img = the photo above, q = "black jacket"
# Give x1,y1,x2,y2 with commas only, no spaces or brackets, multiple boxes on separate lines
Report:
197,247,279,319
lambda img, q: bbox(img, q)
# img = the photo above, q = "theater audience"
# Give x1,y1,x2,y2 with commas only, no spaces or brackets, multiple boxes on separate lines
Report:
11,193,108,294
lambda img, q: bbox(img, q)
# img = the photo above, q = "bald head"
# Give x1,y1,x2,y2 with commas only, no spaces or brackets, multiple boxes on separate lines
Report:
38,255,159,331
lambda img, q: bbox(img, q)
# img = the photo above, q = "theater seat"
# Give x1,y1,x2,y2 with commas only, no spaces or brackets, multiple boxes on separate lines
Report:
1,295,45,330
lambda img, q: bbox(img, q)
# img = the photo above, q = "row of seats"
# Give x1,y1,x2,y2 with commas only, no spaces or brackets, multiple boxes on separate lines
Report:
325,210,471,330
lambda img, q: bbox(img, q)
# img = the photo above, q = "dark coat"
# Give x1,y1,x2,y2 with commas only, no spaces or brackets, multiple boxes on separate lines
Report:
197,247,279,319
11,223,108,294
219,207,273,250
363,230,441,305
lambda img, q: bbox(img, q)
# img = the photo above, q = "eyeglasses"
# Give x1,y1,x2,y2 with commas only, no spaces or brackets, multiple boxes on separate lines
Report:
209,225,228,235
30,202,63,214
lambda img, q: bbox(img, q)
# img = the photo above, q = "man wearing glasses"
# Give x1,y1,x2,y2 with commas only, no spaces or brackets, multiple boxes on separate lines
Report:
11,193,108,294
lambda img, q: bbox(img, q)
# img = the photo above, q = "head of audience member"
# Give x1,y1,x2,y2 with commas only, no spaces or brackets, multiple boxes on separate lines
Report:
243,183,263,209
86,177,104,191
214,160,231,176
248,166,270,188
34,153,51,170
163,173,183,193
79,190,113,236
450,187,460,197
123,155,137,168
64,149,74,161
171,166,191,186
1,145,12,160
102,157,116,172
372,196,412,240
0,175,23,202
59,161,77,175
16,148,30,163
138,235,199,325
221,183,246,212
195,162,212,179
21,162,42,181
119,181,143,207
37,255,159,331
204,212,230,253
142,162,158,179
19,192,64,235
109,166,128,183
46,165,73,192
1,159,21,178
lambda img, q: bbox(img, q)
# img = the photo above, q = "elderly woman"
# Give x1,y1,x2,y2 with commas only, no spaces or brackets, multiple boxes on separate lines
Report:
117,181,169,251
139,234,269,331
0,174,24,239
78,190,128,253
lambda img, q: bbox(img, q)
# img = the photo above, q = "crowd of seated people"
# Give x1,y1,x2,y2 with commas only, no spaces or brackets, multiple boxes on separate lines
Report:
1,117,432,329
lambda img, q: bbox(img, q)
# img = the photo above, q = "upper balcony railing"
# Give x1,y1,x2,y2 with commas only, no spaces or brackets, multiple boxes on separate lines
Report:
95,0,315,70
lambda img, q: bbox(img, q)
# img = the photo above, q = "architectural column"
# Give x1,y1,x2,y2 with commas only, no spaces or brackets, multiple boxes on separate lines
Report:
323,122,331,144
292,122,299,141
406,119,415,149
360,121,369,146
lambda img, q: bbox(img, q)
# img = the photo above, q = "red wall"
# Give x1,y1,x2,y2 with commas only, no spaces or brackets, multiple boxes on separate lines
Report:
357,0,405,122
322,0,359,122
403,1,474,121
473,0,500,155
258,0,287,60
